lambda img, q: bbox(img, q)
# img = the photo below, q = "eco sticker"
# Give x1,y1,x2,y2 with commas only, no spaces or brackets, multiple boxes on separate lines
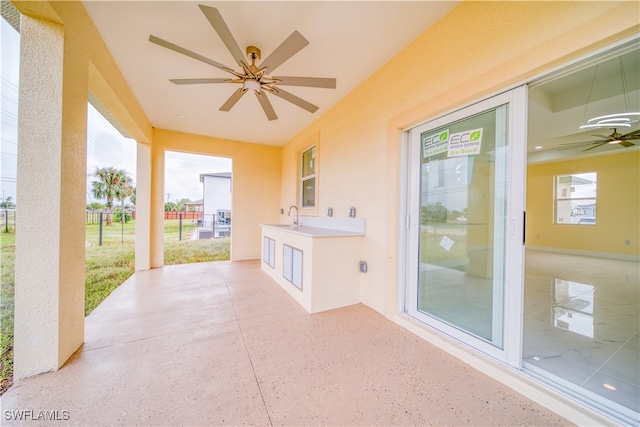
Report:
448,127,483,157
422,129,449,158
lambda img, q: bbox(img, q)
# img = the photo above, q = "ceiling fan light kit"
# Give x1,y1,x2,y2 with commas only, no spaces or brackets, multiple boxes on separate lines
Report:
560,55,640,152
149,5,337,121
579,112,640,129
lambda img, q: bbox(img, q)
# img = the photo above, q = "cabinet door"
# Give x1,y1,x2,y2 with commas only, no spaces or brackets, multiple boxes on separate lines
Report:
292,248,303,289
263,237,275,268
283,244,303,290
283,245,293,282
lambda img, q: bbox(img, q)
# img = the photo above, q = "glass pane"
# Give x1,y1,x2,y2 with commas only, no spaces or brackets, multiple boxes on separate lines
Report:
556,199,596,224
302,146,316,177
417,106,508,348
555,172,596,224
302,177,315,207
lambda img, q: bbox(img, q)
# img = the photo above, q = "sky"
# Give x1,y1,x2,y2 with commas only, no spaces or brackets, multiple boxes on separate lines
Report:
1,18,231,206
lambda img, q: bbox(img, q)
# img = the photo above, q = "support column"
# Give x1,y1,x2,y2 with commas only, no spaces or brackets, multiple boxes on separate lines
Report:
14,15,87,378
150,140,164,268
135,142,151,271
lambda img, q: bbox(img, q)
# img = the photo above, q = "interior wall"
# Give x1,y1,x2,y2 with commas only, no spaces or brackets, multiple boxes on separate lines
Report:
526,151,639,258
278,1,639,315
153,128,281,261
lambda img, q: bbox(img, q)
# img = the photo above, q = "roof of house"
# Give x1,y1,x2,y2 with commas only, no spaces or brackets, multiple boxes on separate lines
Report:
199,172,232,182
185,199,203,206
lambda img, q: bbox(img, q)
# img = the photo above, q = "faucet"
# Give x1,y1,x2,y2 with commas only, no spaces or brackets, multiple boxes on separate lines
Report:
287,205,299,226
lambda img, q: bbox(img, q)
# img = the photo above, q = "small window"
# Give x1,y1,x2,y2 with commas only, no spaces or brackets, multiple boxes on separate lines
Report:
555,172,597,225
217,210,231,225
301,146,316,208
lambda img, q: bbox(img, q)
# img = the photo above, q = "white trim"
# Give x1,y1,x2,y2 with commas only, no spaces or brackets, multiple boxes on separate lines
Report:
402,87,527,363
526,245,640,262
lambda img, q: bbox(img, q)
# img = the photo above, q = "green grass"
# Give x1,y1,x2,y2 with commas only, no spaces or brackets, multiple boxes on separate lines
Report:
1,231,15,394
0,219,229,395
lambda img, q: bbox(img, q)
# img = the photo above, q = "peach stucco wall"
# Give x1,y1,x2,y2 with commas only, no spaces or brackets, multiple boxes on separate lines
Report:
278,1,639,315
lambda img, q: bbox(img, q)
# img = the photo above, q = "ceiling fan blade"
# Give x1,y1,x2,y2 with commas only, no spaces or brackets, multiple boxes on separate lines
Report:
199,5,247,68
619,140,635,147
170,78,229,85
259,31,309,74
219,88,246,112
255,92,278,121
583,142,607,152
559,140,607,147
270,87,319,113
149,35,234,73
273,76,337,89
623,129,640,138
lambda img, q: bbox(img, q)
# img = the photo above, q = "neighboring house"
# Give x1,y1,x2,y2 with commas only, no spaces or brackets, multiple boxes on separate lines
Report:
184,199,203,212
5,2,639,425
199,172,231,237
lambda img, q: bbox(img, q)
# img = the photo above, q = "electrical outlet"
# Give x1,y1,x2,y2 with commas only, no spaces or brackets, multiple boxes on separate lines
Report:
625,240,630,245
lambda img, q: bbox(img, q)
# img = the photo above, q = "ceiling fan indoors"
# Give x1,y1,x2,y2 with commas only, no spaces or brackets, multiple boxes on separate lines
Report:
559,128,640,151
149,5,337,121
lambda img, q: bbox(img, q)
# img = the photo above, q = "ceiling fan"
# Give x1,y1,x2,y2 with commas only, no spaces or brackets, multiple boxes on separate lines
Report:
559,128,640,151
149,5,336,121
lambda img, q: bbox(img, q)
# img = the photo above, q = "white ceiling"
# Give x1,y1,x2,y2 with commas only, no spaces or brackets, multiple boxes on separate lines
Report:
83,1,458,146
527,45,640,161
83,2,639,158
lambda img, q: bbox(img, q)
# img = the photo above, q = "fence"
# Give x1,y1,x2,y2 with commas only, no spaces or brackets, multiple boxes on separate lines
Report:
164,211,203,220
168,213,231,241
1,209,16,232
4,209,231,241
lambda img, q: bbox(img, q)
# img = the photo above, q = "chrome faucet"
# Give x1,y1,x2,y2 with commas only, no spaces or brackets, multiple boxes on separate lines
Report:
287,205,299,226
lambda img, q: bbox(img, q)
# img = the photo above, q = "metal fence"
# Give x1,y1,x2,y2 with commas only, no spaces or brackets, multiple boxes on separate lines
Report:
86,210,230,242
1,209,16,232
175,213,231,240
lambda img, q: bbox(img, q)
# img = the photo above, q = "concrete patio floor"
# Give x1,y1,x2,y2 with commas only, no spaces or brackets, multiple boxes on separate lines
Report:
1,260,569,426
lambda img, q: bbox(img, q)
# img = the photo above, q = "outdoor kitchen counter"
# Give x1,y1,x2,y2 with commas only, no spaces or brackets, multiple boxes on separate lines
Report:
261,223,364,238
261,222,364,313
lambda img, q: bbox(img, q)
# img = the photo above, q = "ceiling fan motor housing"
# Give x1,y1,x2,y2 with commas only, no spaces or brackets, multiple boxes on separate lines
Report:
246,46,261,61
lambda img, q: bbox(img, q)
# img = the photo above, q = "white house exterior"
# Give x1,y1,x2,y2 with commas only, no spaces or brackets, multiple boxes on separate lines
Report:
200,172,231,237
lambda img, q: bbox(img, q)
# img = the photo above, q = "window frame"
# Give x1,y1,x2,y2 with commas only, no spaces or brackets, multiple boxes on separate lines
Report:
554,172,597,225
299,144,318,210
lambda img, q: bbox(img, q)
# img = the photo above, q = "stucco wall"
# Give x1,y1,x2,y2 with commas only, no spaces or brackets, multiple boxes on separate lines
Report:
526,151,640,257
153,128,281,261
278,1,639,315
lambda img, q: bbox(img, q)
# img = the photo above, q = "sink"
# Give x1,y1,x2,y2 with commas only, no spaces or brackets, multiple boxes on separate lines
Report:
265,223,299,228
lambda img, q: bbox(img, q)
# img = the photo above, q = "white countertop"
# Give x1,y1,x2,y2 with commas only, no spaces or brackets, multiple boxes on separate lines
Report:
261,223,365,237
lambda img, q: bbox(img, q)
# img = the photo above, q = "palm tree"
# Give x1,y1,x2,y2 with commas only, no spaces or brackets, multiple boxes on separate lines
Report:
91,167,133,226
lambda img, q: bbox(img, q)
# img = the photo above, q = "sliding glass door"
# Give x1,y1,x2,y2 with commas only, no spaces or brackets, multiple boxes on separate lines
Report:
404,88,526,364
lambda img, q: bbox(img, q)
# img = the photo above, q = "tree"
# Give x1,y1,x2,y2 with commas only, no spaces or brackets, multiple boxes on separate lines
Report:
87,202,105,210
164,202,177,212
0,196,14,209
91,167,133,226
176,198,191,212
116,175,134,224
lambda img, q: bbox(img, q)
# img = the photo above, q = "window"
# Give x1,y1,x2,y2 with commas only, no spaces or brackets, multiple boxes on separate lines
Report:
217,210,231,225
300,146,316,208
555,172,597,225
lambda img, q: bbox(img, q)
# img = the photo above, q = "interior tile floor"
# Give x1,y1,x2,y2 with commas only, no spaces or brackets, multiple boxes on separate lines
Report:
1,260,568,426
523,250,639,417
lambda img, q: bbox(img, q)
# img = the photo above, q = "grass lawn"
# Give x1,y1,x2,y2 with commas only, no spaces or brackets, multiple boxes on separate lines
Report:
1,219,230,395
